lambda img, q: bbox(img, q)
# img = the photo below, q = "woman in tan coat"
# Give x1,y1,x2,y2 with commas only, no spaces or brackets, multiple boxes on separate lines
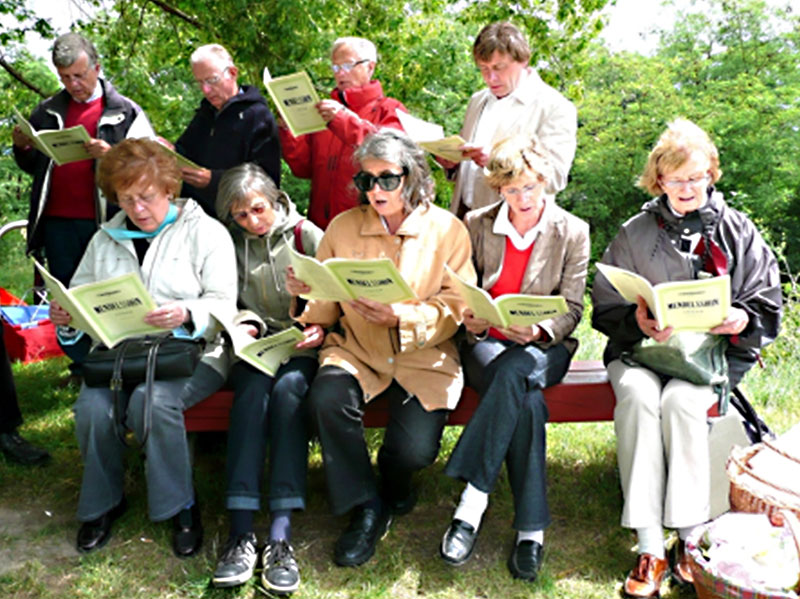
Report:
439,135,590,582
287,129,475,567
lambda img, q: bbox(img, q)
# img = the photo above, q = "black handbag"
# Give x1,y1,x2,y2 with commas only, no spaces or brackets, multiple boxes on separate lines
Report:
83,336,204,447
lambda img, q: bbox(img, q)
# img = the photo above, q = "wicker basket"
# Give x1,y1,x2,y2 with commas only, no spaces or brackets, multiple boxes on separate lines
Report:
688,511,800,599
726,441,800,521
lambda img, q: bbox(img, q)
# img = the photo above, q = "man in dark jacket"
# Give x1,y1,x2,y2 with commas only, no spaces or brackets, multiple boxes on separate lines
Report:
173,44,281,218
11,33,154,373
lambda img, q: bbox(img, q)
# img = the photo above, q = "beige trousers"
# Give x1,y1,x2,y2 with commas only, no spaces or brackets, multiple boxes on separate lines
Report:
608,359,718,529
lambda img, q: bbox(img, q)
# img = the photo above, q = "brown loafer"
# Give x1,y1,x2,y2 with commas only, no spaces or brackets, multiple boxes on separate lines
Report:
672,540,694,585
623,552,669,598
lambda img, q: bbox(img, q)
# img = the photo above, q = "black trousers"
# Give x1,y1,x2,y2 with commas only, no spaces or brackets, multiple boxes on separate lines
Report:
445,338,571,530
309,365,448,515
0,325,23,433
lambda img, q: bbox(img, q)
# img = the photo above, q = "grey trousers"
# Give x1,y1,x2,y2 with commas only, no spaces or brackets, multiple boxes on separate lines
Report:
74,363,224,522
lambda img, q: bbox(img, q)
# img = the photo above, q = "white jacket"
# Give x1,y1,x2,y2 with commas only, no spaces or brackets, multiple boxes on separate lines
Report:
70,198,238,374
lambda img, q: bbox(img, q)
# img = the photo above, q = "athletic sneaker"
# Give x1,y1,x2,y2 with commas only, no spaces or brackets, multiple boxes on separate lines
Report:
261,539,300,595
211,532,258,588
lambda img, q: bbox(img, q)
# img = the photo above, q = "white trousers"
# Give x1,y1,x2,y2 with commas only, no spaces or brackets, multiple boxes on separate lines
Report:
608,359,718,529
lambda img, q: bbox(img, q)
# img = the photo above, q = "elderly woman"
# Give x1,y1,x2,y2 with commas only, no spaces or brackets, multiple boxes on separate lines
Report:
210,164,322,592
439,135,590,581
287,129,475,567
49,138,236,557
591,119,782,598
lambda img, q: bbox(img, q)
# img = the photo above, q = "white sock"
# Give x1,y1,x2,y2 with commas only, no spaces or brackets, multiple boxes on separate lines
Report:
452,483,488,531
636,526,665,559
678,525,699,541
516,530,544,545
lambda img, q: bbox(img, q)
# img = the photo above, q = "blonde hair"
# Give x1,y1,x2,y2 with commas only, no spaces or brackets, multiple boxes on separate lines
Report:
637,118,722,195
96,138,181,204
484,135,553,191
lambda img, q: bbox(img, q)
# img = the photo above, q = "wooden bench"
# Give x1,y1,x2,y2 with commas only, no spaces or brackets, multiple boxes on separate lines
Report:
184,360,621,432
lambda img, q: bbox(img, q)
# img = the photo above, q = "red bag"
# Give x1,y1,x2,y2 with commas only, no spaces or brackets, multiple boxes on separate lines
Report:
1,288,63,363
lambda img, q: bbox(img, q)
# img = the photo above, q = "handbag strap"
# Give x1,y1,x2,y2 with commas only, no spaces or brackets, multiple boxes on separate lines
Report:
111,340,131,447
730,386,773,443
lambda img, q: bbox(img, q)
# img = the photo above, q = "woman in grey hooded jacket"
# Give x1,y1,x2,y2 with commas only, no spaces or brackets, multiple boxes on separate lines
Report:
211,164,323,592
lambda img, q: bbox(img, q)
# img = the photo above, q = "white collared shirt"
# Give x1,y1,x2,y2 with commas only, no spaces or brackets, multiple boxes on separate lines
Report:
493,198,550,251
79,80,103,103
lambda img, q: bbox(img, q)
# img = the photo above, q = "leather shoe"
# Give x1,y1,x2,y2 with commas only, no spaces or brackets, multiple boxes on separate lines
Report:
440,519,478,566
672,540,694,585
77,497,127,553
0,430,50,465
334,502,392,567
507,540,543,581
172,503,203,558
623,552,669,598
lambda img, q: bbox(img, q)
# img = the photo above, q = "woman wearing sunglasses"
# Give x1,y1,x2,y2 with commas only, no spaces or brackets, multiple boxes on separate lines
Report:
439,135,589,582
286,128,475,567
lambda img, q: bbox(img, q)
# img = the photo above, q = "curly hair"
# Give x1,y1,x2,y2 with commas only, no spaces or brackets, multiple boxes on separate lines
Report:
484,135,554,191
96,138,181,204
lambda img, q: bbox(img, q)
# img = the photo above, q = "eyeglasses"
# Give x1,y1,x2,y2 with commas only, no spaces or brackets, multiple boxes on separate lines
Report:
501,182,543,200
118,192,160,209
196,67,230,88
331,59,369,74
353,168,408,192
661,174,710,190
58,65,94,85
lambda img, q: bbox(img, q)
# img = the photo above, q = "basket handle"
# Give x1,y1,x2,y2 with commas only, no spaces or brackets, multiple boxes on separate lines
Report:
763,440,800,466
729,450,800,499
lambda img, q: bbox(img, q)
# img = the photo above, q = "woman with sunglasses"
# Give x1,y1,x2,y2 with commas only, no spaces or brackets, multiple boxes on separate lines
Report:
286,128,475,567
591,119,781,598
438,135,590,582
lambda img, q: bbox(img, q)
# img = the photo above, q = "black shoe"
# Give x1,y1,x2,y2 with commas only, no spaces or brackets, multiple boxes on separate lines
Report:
211,532,257,588
385,487,417,516
334,502,392,567
0,430,50,465
507,540,543,582
440,519,478,566
262,538,300,595
76,497,127,553
172,503,203,558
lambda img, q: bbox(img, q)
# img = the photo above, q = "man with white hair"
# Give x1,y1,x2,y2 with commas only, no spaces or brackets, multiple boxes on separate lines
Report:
173,44,280,218
12,32,154,374
280,36,406,229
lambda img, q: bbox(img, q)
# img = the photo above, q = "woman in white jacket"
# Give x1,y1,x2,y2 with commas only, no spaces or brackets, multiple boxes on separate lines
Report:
49,138,237,558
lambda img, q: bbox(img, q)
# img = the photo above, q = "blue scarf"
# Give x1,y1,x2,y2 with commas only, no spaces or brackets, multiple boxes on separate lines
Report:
105,204,179,241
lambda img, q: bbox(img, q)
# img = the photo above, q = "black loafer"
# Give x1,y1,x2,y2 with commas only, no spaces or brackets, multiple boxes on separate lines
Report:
172,503,203,558
77,497,127,553
508,540,543,581
334,503,392,567
440,519,478,566
0,431,50,465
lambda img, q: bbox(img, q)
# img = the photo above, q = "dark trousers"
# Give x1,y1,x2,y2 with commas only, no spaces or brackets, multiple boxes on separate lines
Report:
445,338,571,530
0,325,23,433
309,365,448,515
226,357,317,512
41,217,96,368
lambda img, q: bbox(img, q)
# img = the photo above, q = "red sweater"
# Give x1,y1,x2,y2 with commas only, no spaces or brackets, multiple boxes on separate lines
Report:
488,237,534,340
45,96,103,219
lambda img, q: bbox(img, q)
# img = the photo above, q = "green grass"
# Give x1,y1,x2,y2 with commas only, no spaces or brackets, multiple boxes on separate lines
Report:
2,240,799,597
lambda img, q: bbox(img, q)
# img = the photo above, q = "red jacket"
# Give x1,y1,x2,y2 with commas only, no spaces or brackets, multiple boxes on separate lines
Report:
280,80,406,229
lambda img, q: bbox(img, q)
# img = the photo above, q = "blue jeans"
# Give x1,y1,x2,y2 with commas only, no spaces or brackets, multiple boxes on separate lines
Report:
445,338,571,530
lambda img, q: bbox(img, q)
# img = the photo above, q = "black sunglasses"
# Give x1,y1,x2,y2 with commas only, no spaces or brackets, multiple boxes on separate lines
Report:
353,167,408,192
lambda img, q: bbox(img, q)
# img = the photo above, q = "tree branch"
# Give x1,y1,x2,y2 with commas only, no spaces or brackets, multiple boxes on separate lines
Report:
0,53,50,98
145,0,203,29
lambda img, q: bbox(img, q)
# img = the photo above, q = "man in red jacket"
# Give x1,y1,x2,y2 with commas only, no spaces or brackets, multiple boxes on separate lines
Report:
279,37,406,229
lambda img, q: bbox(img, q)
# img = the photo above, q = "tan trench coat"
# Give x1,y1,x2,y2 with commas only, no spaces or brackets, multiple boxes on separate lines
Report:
297,203,476,410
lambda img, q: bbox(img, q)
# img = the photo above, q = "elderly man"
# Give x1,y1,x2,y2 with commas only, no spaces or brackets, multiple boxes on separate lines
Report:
173,44,280,218
280,36,406,229
444,22,577,218
12,32,153,372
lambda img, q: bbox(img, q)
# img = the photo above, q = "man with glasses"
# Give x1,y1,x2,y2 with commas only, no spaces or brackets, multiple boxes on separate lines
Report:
12,32,154,374
443,22,577,218
280,37,406,229
170,44,280,219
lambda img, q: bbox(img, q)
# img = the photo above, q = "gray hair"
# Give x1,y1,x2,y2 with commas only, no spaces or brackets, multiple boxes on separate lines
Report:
353,129,434,211
331,37,377,63
52,33,98,68
216,163,288,224
190,43,234,69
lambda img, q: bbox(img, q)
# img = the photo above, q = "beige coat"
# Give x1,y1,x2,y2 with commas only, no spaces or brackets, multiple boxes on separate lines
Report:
465,199,590,354
449,69,577,216
297,203,476,410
